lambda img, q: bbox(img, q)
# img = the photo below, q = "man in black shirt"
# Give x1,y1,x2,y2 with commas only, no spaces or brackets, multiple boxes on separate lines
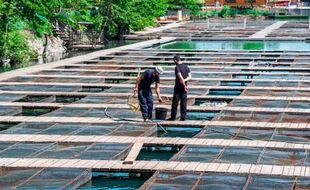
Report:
134,67,164,122
168,55,192,121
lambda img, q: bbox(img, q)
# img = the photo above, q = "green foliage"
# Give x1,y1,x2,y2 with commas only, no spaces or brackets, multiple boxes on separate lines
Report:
246,9,260,18
0,0,35,66
211,10,220,17
200,7,271,18
0,0,204,68
0,30,36,66
197,9,220,18
168,0,202,15
245,9,271,18
259,9,272,16
0,0,101,67
99,0,168,39
219,5,232,18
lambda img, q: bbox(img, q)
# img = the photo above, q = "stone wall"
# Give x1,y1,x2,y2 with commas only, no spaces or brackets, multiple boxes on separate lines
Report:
25,31,67,64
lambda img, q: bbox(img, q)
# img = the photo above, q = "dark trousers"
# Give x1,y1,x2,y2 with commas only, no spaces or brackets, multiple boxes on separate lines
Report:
138,89,153,120
170,88,187,119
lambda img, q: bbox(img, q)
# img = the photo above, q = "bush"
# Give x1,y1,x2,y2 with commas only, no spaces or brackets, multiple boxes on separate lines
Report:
230,8,238,17
219,5,231,18
194,7,271,19
260,9,272,16
0,30,36,67
211,10,220,17
245,9,271,18
197,10,220,18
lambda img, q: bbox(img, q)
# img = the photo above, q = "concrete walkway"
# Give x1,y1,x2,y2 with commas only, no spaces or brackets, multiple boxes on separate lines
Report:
249,21,287,39
134,22,185,35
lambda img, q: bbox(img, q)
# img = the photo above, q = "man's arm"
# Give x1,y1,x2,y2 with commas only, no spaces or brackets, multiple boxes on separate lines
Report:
184,72,192,82
133,75,144,94
184,66,192,82
177,71,191,92
155,82,163,103
177,72,191,86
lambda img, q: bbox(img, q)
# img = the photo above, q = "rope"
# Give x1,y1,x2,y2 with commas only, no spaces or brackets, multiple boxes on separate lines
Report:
152,119,168,134
210,128,254,141
107,67,168,134
128,67,141,112
104,107,168,134
104,107,138,122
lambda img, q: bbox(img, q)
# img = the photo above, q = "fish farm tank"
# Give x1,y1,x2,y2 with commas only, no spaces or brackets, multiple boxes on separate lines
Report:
159,40,310,51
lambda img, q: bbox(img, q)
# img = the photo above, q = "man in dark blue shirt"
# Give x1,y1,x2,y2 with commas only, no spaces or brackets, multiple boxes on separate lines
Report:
134,67,164,122
168,55,192,121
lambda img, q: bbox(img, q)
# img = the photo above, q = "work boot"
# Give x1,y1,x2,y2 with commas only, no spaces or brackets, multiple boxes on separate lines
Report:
166,117,175,121
180,118,186,121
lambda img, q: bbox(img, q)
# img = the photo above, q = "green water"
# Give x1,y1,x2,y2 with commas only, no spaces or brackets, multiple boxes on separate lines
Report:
187,111,219,120
208,90,243,96
269,15,309,20
79,172,152,190
136,146,180,161
0,123,18,131
160,41,310,51
158,127,201,138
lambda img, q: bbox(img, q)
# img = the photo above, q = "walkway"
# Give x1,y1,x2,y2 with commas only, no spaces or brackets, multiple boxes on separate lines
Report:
0,158,308,178
249,21,287,38
0,19,309,188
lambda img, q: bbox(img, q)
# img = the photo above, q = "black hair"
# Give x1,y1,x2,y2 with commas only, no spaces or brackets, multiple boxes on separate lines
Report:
173,55,181,62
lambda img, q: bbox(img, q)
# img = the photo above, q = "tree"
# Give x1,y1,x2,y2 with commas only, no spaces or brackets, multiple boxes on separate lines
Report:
0,0,34,66
246,0,255,9
1,0,194,66
168,0,203,16
0,0,100,66
98,0,168,39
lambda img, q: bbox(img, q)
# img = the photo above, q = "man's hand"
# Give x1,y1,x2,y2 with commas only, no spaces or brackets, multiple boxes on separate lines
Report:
158,97,163,103
184,85,189,92
133,87,138,95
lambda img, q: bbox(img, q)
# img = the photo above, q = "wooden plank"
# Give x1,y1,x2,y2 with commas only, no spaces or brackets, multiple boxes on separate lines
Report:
126,48,310,54
1,102,309,114
41,68,310,76
4,158,302,177
27,159,52,168
183,162,201,171
119,160,140,170
0,158,20,166
216,163,231,173
2,82,310,91
44,65,309,76
270,165,284,175
37,158,59,167
9,158,38,167
124,142,144,163
227,163,242,173
50,159,73,167
104,49,310,56
76,54,310,61
0,134,309,151
204,163,221,172
249,21,287,38
131,160,153,171
93,160,118,170
23,74,310,84
174,162,191,171
0,116,307,130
